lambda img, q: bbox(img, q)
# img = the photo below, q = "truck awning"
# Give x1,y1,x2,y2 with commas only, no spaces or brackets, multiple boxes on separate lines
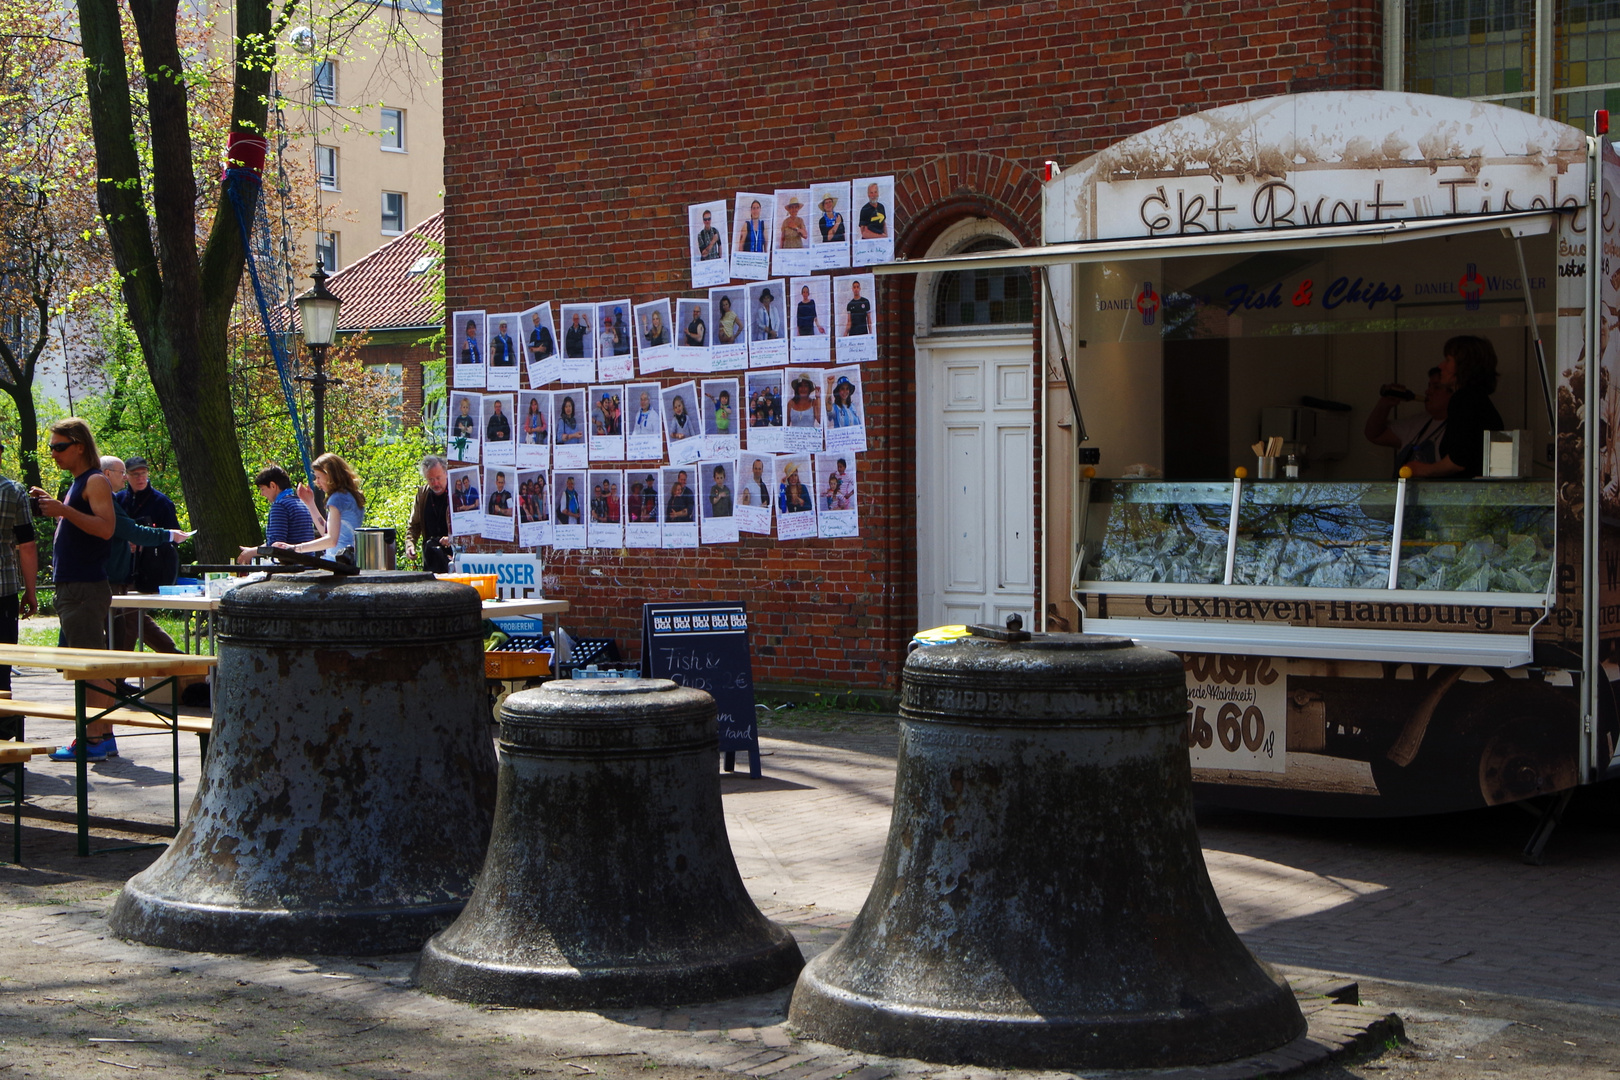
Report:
873,206,1566,275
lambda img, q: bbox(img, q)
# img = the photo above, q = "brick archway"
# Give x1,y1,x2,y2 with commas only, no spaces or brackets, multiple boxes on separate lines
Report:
895,151,1043,258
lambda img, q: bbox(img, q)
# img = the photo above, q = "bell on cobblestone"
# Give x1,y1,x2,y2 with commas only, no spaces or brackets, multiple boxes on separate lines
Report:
788,630,1305,1069
415,677,804,1008
110,572,497,955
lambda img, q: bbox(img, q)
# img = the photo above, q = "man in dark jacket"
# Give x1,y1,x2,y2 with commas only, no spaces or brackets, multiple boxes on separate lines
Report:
103,457,187,653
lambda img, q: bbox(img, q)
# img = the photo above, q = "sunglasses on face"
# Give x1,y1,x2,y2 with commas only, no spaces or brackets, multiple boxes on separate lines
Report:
48,441,75,453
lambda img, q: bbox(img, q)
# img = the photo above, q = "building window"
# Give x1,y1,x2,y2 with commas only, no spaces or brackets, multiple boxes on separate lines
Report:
368,362,405,440
315,145,338,190
380,107,405,151
313,60,336,104
1397,0,1620,129
381,192,405,235
315,231,338,273
932,238,1032,329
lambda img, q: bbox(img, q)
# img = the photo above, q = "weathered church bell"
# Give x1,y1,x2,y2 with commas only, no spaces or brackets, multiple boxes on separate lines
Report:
110,572,497,955
788,627,1305,1069
415,677,804,1007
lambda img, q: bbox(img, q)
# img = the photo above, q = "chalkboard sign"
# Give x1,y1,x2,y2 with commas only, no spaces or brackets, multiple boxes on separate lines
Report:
641,602,761,777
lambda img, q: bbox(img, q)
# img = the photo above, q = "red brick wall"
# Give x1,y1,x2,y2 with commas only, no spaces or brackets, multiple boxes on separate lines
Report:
444,0,1382,690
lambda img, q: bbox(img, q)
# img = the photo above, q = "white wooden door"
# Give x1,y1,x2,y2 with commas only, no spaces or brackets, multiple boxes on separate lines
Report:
915,337,1035,632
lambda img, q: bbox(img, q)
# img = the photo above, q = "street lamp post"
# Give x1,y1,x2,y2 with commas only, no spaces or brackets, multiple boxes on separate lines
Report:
293,260,344,459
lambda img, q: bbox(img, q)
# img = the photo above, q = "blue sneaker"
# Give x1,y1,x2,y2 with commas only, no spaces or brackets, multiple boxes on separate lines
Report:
47,737,117,762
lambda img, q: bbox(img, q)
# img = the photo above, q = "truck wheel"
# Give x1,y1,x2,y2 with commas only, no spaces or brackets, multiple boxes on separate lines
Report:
1469,683,1580,806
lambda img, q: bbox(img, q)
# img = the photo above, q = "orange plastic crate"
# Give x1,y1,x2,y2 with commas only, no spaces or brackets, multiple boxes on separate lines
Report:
485,650,551,679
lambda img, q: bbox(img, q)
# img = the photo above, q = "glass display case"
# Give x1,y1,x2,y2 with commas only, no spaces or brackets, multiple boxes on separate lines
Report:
1080,478,1555,597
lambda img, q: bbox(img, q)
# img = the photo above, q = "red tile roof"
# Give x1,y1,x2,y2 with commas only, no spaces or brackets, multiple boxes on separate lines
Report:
325,212,444,333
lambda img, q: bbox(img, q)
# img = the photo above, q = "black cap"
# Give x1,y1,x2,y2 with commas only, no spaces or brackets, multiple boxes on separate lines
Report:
124,456,149,470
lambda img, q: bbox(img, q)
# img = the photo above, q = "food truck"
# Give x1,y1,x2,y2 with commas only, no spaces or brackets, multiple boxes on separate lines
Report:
882,92,1619,840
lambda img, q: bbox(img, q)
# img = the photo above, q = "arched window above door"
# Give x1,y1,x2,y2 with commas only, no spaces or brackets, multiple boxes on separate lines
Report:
931,237,1033,330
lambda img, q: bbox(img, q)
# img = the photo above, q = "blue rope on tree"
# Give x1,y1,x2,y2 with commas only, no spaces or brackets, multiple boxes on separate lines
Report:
224,166,315,485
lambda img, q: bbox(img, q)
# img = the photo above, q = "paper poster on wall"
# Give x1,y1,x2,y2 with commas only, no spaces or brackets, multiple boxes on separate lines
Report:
481,465,516,541
731,192,775,281
809,182,851,271
771,190,812,278
674,298,711,374
551,389,589,470
735,451,775,535
516,390,551,468
558,304,596,382
587,469,624,548
588,384,625,462
783,369,824,453
709,286,749,371
700,377,740,458
850,176,895,267
699,458,739,544
516,468,551,548
789,276,831,364
660,465,699,548
635,298,675,374
775,454,816,540
663,381,702,465
747,281,788,368
482,392,515,466
745,370,785,452
833,273,877,363
595,299,635,382
451,310,486,388
449,465,482,536
551,470,587,548
484,314,522,391
625,469,661,548
689,199,730,289
822,365,867,453
814,453,858,539
448,391,482,463
625,382,663,460
520,302,559,387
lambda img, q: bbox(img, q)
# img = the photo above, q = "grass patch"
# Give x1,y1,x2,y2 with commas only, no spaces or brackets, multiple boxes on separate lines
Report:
20,614,190,649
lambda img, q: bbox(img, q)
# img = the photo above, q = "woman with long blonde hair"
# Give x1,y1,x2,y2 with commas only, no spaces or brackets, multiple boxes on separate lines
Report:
277,453,366,561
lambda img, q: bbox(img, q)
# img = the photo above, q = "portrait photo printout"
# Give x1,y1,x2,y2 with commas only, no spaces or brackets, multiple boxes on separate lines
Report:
730,192,775,281
482,393,516,466
635,298,675,374
789,276,831,364
595,300,635,382
448,391,483,464
735,451,776,535
774,454,816,540
485,314,522,391
771,189,812,278
822,365,868,453
520,301,560,387
809,182,851,271
674,298,711,375
516,468,552,548
451,309,487,388
662,381,702,465
558,304,596,383
659,465,699,548
551,471,588,549
588,384,626,462
833,273,877,364
814,452,858,539
708,286,748,372
688,199,730,289
516,390,551,469
550,389,589,470
449,466,482,536
699,458,739,545
745,370,785,453
481,465,516,542
587,469,624,549
850,176,896,267
624,470,662,549
700,377,741,459
625,383,664,461
782,368,825,453
747,280,789,368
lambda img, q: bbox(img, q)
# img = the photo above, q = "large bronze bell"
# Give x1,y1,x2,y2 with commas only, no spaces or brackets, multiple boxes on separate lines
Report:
788,629,1305,1069
415,678,804,1007
110,572,497,955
